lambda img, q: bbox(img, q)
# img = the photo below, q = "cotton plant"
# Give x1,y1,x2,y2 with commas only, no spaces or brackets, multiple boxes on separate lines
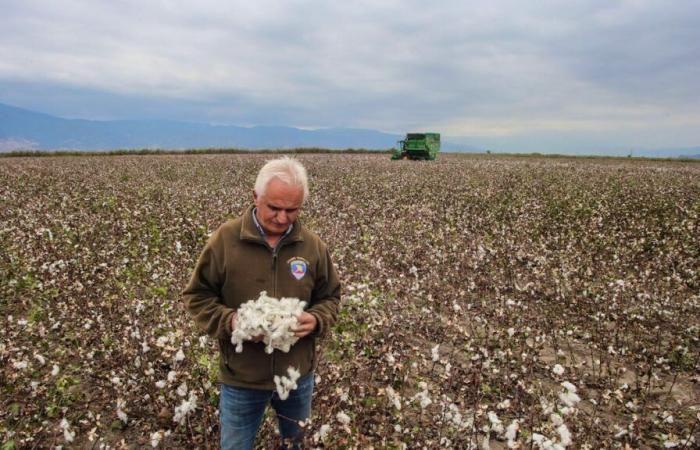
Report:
59,418,75,443
552,364,565,376
558,381,580,410
116,398,128,424
505,420,520,448
231,291,307,354
431,344,440,362
150,430,164,448
150,429,171,448
412,381,432,409
385,386,402,410
336,411,351,425
487,411,504,434
441,400,472,430
530,381,582,449
173,393,197,425
313,424,331,443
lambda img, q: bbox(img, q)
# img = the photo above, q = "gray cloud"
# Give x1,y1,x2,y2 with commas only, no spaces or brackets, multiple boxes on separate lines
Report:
1,0,699,151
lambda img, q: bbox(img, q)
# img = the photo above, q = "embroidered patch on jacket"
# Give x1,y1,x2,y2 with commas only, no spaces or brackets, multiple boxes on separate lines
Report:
288,257,309,281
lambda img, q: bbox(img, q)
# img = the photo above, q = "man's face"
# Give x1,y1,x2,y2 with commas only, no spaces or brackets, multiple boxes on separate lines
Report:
253,177,304,237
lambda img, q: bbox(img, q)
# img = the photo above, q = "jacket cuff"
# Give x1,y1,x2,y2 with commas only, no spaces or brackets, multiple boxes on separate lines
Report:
222,309,236,338
308,311,324,337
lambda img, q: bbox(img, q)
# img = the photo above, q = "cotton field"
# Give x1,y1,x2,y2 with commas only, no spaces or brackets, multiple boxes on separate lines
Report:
1,153,698,449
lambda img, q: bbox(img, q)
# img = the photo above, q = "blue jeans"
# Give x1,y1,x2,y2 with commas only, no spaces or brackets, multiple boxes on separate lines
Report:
219,372,314,450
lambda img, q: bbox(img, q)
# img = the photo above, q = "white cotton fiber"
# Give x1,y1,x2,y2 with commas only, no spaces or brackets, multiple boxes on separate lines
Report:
231,291,307,354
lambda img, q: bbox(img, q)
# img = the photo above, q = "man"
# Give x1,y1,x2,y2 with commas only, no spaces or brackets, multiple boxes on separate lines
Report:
183,157,341,449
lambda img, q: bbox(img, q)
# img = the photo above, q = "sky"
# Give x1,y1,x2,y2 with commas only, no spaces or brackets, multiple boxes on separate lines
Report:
1,0,699,154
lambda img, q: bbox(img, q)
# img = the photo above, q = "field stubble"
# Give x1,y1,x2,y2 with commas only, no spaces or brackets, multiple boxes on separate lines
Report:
1,153,698,449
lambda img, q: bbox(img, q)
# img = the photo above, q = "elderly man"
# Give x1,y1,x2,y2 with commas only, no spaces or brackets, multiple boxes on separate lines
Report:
183,157,341,449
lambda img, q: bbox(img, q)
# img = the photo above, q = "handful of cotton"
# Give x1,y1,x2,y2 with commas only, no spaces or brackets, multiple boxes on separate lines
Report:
231,291,307,354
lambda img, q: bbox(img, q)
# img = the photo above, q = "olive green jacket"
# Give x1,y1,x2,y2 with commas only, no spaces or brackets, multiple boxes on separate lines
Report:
182,206,341,389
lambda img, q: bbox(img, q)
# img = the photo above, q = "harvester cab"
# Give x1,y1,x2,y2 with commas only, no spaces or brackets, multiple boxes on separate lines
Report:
391,132,440,160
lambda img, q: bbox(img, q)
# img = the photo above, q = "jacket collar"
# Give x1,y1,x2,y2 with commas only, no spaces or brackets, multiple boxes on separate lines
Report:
240,205,304,245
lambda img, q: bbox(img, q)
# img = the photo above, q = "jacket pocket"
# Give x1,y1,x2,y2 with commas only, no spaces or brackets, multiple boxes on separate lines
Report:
224,342,271,383
275,337,315,378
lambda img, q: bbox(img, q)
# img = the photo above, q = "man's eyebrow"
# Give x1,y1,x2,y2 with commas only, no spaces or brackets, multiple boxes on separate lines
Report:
267,203,299,212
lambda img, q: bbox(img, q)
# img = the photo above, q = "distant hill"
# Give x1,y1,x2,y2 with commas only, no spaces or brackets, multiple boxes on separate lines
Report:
2,102,696,156
630,147,700,159
0,103,402,151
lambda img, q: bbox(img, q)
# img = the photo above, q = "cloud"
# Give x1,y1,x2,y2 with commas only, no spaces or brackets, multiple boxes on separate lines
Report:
1,0,699,150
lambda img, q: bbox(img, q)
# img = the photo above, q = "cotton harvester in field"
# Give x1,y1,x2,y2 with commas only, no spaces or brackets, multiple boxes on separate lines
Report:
391,132,440,160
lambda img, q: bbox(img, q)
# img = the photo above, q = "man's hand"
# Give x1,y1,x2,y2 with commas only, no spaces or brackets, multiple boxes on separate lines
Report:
293,312,317,338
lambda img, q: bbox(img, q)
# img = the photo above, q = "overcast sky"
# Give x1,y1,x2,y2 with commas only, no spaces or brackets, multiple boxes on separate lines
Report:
1,0,699,153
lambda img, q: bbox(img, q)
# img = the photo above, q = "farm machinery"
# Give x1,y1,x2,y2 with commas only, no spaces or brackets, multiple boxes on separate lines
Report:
391,132,440,160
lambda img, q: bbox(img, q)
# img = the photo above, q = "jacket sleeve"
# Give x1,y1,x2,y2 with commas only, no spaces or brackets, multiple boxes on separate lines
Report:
307,243,341,337
182,229,235,340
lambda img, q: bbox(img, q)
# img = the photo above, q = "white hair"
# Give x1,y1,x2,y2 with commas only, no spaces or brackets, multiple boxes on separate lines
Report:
254,156,309,201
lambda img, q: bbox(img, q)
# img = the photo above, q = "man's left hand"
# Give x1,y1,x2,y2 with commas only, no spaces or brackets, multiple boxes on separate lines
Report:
293,312,317,338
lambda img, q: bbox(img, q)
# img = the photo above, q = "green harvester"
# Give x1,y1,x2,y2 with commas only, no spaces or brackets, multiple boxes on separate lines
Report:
391,132,440,160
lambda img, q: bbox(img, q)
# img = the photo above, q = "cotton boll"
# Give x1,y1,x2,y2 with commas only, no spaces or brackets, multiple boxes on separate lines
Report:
116,398,128,424
561,381,577,393
431,344,440,362
313,424,331,443
173,394,197,424
336,411,351,425
505,420,519,446
60,419,75,443
557,424,572,446
532,433,546,445
413,386,432,409
12,360,28,370
559,391,581,407
150,430,164,448
497,399,511,410
550,413,563,426
488,411,504,434
386,386,402,410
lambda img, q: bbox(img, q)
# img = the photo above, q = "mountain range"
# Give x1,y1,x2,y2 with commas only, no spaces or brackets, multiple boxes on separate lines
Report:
0,102,406,151
1,102,698,158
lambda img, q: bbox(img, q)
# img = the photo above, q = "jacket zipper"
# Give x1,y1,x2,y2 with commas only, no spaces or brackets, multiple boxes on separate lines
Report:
272,248,278,297
269,237,295,379
270,242,283,379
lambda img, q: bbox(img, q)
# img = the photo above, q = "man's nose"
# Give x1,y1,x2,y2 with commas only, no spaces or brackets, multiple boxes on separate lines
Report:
277,210,288,223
